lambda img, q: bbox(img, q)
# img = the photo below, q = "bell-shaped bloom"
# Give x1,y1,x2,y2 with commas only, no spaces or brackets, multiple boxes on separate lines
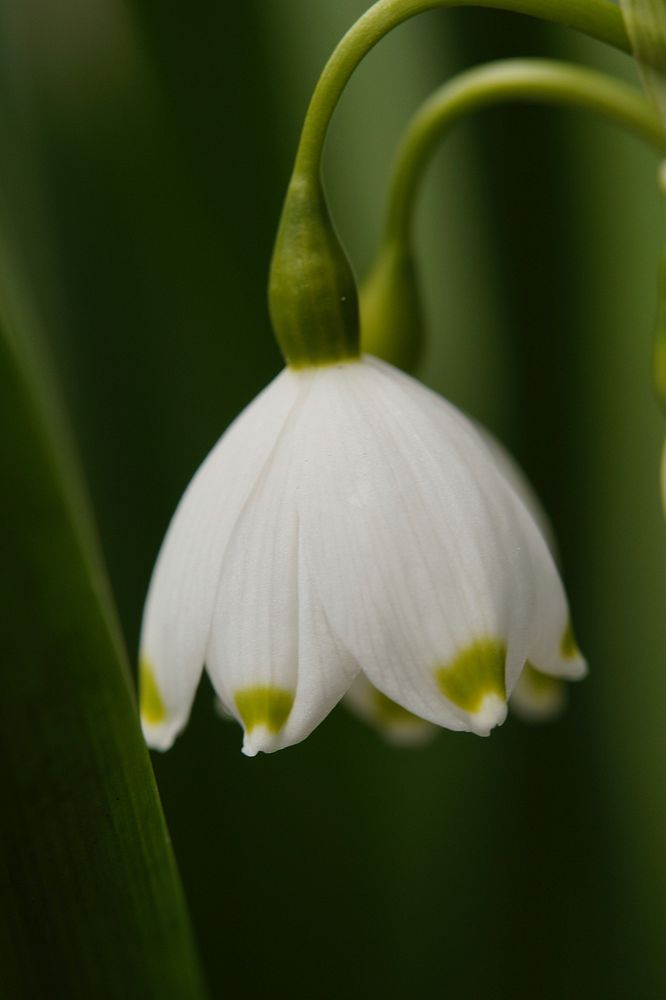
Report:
341,419,571,744
139,355,585,756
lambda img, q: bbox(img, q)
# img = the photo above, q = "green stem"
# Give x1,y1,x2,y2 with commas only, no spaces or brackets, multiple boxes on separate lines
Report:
385,59,666,242
269,0,631,366
293,0,630,178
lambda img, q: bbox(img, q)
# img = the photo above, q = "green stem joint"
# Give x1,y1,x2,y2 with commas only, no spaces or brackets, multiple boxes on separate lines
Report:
268,175,360,368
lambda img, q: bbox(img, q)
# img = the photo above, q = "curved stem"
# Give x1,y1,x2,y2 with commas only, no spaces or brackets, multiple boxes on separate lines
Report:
385,59,666,242
294,0,630,178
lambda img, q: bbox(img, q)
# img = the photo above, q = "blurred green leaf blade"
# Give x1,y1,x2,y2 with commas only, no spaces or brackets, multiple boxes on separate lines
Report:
0,307,207,998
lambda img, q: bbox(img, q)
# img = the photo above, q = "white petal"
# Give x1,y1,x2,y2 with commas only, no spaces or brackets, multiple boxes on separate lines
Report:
522,555,586,682
206,372,359,755
296,360,521,734
139,367,303,750
365,357,587,686
473,422,557,559
473,424,584,682
344,674,437,746
475,423,586,688
287,552,361,749
298,357,579,735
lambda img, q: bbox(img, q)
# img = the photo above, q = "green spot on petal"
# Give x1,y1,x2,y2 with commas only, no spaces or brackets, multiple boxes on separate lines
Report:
560,620,579,660
372,687,424,726
435,639,506,713
235,686,294,734
140,657,166,726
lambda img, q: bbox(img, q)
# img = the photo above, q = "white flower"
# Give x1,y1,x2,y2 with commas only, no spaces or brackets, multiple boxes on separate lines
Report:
341,416,571,743
139,355,585,756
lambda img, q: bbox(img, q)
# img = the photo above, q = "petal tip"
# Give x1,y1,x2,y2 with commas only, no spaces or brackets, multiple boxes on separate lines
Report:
566,656,588,681
235,686,294,756
139,656,167,726
141,713,184,752
138,656,190,750
241,724,280,757
142,726,174,752
560,620,581,662
468,693,508,737
435,638,507,726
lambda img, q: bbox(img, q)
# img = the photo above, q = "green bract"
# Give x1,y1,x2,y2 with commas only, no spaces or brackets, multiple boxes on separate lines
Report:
269,174,359,367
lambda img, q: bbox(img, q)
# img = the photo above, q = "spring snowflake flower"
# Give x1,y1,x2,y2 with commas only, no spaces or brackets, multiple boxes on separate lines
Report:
139,355,585,756
341,423,572,744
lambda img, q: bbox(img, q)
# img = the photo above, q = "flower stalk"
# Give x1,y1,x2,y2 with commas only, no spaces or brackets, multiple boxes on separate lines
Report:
383,59,666,247
292,0,630,179
269,0,630,370
361,59,666,370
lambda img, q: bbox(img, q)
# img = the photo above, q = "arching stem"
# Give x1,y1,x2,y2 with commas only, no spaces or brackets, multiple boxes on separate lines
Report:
293,0,630,179
269,0,631,366
384,59,666,243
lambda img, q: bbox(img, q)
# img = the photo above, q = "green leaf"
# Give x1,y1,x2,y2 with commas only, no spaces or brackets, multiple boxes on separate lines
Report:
0,298,207,996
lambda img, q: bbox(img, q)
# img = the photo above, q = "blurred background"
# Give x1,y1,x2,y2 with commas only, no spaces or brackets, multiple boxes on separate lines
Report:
1,1,664,996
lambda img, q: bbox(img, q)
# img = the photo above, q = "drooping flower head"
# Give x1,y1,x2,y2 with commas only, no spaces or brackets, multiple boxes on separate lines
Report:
140,354,585,755
140,72,585,756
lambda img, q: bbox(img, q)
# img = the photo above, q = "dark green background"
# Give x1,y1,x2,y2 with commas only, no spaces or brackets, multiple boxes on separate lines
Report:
1,1,664,996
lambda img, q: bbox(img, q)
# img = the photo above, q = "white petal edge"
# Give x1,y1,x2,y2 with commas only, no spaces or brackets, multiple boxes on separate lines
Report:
364,357,587,687
139,367,304,750
205,367,359,755
297,358,541,736
473,422,557,559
